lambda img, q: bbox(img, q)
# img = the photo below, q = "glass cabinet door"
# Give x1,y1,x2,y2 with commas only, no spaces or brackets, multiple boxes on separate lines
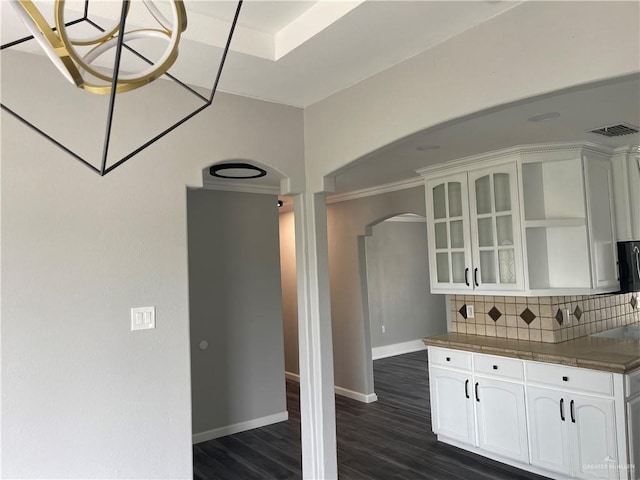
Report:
427,174,472,291
468,163,523,291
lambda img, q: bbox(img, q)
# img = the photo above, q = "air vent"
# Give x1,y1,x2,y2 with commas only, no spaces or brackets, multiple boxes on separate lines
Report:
589,123,639,137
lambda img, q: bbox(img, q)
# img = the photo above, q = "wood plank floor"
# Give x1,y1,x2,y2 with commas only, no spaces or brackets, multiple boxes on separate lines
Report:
193,351,549,479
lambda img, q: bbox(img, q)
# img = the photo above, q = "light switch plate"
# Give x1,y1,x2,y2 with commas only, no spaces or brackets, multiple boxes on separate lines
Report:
131,306,155,331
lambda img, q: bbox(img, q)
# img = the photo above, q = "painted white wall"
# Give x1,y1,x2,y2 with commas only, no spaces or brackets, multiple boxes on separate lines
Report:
365,220,446,349
0,51,304,479
303,1,640,191
188,189,287,439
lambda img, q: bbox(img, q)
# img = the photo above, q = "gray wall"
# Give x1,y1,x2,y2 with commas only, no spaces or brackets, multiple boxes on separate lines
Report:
188,189,286,436
365,220,446,348
1,51,304,479
279,187,437,396
279,210,299,375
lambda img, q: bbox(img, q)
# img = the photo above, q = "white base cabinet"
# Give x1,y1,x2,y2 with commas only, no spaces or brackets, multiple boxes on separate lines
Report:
475,378,529,463
428,347,635,480
428,348,529,465
527,387,619,479
430,367,475,445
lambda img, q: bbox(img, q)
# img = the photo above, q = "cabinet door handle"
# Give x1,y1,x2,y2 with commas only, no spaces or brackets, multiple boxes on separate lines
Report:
475,382,479,402
492,365,498,370
465,379,470,399
570,400,575,423
560,398,565,421
465,268,470,287
474,268,479,287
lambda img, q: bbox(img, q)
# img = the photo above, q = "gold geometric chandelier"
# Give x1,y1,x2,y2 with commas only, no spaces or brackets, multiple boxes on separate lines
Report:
1,0,242,175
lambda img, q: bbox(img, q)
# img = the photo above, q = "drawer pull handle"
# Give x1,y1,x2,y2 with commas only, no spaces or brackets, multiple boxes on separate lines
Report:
465,379,470,399
560,398,565,421
570,400,575,423
492,365,498,370
562,376,569,382
446,357,451,362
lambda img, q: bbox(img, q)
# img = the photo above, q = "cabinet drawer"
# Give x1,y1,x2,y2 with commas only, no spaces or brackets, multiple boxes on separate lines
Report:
429,347,472,371
526,361,613,396
474,354,524,381
626,368,640,398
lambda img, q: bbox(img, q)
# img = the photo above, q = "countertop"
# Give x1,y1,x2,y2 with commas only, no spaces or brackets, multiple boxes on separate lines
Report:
423,333,640,374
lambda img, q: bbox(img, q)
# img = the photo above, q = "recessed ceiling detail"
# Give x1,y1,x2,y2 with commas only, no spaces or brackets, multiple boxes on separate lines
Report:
589,123,639,137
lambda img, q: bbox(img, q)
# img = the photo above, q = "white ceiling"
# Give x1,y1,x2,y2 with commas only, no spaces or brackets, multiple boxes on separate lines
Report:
2,1,639,197
1,0,523,107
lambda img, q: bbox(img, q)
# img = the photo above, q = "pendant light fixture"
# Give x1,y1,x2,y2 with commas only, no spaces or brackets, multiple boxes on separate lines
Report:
1,0,242,176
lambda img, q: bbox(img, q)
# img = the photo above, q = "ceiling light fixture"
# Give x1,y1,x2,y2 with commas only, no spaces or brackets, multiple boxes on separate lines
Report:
1,0,242,176
209,163,267,180
527,112,561,123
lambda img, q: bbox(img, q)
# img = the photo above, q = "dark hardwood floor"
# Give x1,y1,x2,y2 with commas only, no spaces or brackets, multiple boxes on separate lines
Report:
193,351,548,480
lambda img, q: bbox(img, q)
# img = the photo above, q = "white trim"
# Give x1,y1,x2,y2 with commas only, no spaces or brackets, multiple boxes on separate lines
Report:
192,411,289,444
334,386,378,403
202,179,281,195
285,371,378,403
416,141,614,177
326,177,423,204
372,339,427,360
384,214,426,223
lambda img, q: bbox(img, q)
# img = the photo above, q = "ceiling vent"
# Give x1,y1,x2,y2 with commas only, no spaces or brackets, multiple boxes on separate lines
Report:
589,123,639,137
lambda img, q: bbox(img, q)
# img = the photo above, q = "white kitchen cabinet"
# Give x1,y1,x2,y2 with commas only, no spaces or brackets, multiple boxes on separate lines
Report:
429,366,475,445
475,377,529,463
426,174,473,292
570,394,619,480
425,161,523,294
419,142,619,295
625,369,640,480
428,347,632,479
527,386,573,476
521,151,618,294
528,386,619,479
428,349,529,464
468,163,524,292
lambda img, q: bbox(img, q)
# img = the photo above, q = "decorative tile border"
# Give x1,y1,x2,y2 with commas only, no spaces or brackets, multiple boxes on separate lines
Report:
450,293,640,343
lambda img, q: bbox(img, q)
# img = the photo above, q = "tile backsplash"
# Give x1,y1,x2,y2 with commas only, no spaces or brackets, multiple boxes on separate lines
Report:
450,293,640,343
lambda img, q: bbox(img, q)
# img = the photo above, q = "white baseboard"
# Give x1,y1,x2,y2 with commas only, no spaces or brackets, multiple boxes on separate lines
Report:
285,371,378,404
372,339,427,360
334,385,378,403
192,411,288,444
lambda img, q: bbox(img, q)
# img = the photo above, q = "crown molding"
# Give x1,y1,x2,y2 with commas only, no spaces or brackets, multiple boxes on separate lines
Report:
416,141,616,177
201,179,280,195
326,177,423,204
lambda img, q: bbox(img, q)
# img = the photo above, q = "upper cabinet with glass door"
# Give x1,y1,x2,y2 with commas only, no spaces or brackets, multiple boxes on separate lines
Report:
468,163,524,292
419,142,619,296
425,162,524,294
426,173,473,292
